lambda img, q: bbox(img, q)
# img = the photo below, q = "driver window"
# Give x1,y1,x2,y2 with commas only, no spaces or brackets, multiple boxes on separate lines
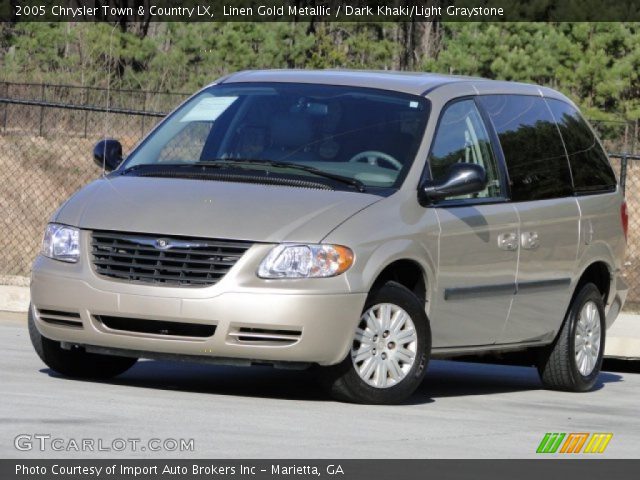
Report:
429,99,501,199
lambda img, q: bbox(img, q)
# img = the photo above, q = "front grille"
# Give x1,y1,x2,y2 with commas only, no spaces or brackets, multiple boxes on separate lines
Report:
97,315,216,338
91,231,252,287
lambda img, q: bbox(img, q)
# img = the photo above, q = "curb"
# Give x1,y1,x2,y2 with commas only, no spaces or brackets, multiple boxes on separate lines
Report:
604,313,640,360
605,336,640,360
0,285,29,313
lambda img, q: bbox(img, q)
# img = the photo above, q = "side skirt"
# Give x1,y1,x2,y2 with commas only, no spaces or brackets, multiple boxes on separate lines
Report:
431,339,551,359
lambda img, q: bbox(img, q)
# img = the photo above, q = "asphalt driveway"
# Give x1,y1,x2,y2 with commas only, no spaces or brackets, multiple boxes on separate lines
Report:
1,312,638,458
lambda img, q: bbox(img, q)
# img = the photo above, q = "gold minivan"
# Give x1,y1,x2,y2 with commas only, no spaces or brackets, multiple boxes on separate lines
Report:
29,70,628,404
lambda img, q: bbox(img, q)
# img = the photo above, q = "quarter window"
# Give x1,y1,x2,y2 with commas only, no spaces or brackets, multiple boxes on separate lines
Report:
478,95,573,201
545,99,617,193
428,99,502,200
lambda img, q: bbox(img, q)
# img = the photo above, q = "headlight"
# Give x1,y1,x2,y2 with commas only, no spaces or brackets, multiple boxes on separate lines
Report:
42,224,80,263
258,244,354,279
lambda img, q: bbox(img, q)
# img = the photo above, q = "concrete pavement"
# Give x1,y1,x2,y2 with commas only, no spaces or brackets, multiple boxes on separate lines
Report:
1,312,639,459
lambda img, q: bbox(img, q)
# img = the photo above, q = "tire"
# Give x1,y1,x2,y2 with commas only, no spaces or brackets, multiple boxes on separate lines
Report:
28,305,137,379
322,281,431,404
538,283,606,392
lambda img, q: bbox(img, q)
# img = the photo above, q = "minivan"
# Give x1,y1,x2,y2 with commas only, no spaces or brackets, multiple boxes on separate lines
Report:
29,70,628,404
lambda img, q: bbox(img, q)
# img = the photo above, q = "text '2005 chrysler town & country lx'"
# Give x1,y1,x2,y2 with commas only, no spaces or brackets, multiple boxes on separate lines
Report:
29,70,628,404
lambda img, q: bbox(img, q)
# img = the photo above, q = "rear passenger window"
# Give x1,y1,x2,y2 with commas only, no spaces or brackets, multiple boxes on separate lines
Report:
478,95,573,201
545,99,617,193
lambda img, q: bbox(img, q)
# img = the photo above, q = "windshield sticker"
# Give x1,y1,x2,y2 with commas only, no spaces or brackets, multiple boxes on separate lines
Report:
180,96,238,122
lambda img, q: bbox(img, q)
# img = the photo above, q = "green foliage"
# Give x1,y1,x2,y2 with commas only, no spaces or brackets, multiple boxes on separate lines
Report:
426,22,640,121
1,21,639,121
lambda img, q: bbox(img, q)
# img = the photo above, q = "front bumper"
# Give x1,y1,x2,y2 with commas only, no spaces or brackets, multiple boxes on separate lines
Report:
31,255,367,366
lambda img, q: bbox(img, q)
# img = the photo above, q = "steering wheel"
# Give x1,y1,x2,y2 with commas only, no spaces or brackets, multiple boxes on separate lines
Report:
348,150,402,171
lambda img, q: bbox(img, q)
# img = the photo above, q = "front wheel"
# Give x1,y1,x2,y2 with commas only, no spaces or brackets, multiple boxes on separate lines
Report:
537,283,605,392
28,305,138,379
322,281,431,404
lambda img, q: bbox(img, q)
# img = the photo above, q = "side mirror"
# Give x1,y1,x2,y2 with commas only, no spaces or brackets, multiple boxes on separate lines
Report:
419,163,488,204
93,139,123,172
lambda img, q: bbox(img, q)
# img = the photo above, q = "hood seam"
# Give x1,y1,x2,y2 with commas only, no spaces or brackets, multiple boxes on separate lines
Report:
320,197,385,243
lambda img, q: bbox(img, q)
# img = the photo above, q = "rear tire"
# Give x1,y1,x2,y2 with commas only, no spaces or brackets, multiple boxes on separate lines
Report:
322,281,431,404
28,305,137,379
537,283,605,392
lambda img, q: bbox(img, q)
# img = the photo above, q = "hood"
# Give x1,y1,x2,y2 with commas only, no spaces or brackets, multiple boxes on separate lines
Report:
54,176,381,243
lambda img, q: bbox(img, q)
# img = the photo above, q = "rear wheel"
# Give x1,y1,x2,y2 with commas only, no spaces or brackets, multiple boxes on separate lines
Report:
322,281,431,404
538,283,605,392
28,305,137,379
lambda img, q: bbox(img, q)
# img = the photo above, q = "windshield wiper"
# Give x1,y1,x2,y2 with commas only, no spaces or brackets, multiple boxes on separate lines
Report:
120,159,366,192
202,158,366,192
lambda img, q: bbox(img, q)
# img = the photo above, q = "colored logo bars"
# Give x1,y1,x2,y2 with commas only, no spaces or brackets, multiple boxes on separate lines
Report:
536,433,613,454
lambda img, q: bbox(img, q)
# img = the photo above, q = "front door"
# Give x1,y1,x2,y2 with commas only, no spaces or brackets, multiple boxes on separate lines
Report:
425,99,518,347
432,205,519,347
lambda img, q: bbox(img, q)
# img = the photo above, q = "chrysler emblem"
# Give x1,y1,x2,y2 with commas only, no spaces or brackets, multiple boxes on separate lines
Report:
155,238,171,250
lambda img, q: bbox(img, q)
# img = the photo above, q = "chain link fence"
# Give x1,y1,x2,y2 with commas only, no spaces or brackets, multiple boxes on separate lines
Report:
0,94,638,309
0,81,189,114
0,97,165,280
611,154,640,310
591,118,640,310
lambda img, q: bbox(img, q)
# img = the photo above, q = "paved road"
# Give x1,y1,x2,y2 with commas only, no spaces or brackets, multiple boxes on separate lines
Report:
1,312,638,459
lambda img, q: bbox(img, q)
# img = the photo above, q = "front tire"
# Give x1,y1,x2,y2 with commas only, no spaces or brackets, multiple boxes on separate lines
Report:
322,281,431,404
538,283,605,392
28,305,138,379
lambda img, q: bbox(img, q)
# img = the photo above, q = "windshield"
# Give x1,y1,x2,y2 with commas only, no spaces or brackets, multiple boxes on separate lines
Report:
121,82,429,191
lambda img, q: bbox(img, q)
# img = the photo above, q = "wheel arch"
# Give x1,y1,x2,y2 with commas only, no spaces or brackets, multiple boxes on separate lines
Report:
574,261,612,305
558,259,615,334
359,240,435,308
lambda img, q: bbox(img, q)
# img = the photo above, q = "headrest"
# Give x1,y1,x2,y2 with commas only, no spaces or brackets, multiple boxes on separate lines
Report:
271,114,313,149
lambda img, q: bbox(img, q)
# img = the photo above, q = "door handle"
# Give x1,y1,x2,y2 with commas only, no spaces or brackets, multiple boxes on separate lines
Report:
497,232,518,251
521,231,540,250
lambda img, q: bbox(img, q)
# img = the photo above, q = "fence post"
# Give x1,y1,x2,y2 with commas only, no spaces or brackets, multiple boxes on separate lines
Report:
620,154,628,196
2,83,8,132
38,84,45,136
624,122,629,153
82,83,88,138
84,109,89,138
141,91,147,137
